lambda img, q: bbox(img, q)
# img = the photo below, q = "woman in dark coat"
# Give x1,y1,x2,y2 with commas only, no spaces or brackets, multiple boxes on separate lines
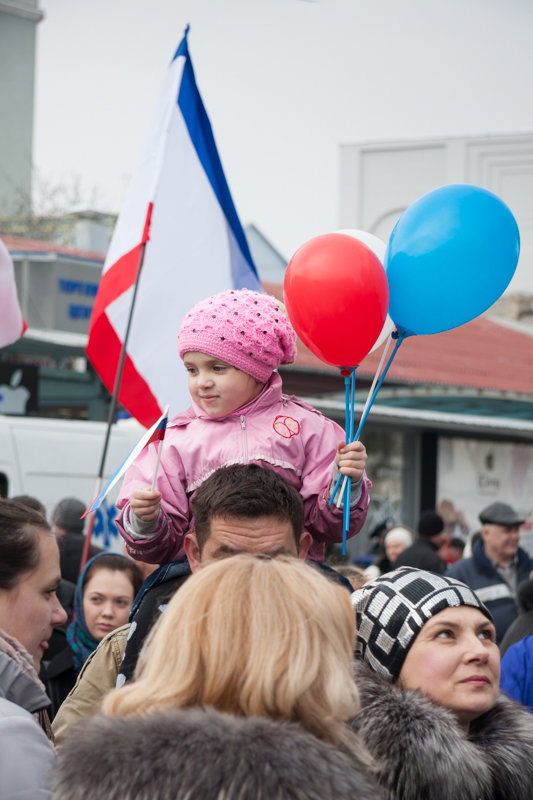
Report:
349,566,533,800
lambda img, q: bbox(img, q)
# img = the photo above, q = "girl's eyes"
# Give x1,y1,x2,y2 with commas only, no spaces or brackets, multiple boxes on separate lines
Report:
87,596,130,607
185,365,227,374
435,629,453,639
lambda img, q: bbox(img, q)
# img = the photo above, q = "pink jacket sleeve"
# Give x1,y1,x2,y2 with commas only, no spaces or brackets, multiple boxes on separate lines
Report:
115,441,190,564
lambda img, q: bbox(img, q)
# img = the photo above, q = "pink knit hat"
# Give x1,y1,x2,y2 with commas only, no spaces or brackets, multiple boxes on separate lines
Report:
177,289,297,383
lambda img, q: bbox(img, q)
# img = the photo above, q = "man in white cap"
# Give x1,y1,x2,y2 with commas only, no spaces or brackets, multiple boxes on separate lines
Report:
447,501,532,643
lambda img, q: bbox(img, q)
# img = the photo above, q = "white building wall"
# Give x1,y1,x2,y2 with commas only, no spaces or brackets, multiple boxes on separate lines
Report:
0,1,43,215
339,133,533,294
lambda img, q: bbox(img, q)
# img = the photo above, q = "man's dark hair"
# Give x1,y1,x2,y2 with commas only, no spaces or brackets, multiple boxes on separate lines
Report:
449,537,465,552
191,465,304,553
52,497,85,534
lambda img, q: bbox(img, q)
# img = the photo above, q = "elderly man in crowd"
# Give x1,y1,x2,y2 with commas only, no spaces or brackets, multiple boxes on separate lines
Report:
447,501,532,643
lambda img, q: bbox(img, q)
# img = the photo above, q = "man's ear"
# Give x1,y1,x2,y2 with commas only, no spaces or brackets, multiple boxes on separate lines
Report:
184,532,201,572
298,530,313,560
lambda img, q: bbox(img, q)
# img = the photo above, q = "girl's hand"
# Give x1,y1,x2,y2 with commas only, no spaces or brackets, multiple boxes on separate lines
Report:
335,441,367,482
130,488,162,521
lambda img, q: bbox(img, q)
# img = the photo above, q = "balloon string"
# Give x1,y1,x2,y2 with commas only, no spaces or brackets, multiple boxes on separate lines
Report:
330,367,356,506
335,340,392,510
330,331,406,556
329,330,405,554
352,330,406,441
359,333,394,427
344,372,350,445
343,473,351,555
341,368,356,553
349,366,356,442
336,366,358,508
327,368,357,555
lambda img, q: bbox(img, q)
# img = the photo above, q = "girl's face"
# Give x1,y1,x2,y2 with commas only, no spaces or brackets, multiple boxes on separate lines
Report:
184,351,264,418
83,568,135,641
398,606,500,729
0,530,67,669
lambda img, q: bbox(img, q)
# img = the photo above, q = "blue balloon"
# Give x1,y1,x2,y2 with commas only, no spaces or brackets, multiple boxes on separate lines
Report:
385,184,520,335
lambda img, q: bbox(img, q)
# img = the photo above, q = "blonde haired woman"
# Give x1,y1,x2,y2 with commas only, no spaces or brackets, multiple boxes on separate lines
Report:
53,555,382,800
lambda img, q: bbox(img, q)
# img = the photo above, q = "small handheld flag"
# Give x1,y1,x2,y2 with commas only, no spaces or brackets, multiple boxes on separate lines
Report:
82,406,169,518
150,407,169,491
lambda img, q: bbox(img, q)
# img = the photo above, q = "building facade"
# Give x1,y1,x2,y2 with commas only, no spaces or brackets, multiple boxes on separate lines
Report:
0,1,43,215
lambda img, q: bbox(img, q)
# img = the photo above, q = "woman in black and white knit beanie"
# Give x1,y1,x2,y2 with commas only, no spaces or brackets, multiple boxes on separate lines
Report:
348,566,533,800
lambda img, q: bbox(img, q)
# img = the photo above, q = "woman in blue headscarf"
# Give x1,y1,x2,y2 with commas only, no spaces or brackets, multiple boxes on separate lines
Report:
43,552,143,718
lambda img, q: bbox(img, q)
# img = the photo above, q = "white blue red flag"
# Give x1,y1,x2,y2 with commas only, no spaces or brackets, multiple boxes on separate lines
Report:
82,406,169,518
86,26,261,428
0,239,27,348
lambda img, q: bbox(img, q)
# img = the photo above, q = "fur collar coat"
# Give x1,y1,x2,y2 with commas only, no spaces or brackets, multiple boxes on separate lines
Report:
52,705,384,800
350,661,533,800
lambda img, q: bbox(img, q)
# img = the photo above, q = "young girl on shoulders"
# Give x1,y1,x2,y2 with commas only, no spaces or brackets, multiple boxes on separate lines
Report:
116,289,371,563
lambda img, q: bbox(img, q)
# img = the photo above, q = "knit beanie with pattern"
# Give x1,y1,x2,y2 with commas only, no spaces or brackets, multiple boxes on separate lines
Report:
177,289,297,383
351,566,493,681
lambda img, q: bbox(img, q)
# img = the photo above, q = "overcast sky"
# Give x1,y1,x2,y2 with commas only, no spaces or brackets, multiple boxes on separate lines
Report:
34,0,533,260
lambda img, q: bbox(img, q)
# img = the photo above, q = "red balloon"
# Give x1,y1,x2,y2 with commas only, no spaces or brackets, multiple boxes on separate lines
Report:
283,233,389,367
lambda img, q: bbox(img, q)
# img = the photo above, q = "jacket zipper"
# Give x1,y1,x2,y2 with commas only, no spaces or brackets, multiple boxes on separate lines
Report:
240,415,248,463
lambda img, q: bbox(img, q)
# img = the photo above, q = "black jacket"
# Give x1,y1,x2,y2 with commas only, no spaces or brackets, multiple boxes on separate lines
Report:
41,629,77,720
394,538,446,574
58,532,103,585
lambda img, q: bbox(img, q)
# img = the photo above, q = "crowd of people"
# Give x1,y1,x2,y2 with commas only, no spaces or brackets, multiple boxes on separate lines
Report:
1,288,532,798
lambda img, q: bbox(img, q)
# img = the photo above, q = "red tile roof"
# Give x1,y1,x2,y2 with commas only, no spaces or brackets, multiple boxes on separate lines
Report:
2,234,105,262
263,282,533,395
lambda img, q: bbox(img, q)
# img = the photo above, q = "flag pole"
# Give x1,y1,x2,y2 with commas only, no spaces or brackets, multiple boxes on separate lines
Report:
151,406,169,491
79,203,154,574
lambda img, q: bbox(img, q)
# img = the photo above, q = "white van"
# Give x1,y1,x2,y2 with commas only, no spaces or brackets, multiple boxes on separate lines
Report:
0,415,145,551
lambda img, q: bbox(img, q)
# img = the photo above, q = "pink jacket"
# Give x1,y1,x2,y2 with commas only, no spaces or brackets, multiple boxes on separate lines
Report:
116,373,371,563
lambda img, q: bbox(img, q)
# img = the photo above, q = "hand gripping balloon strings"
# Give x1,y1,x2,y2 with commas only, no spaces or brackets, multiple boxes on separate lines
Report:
332,332,394,508
343,366,357,540
328,331,407,553
326,366,357,554
329,339,392,510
